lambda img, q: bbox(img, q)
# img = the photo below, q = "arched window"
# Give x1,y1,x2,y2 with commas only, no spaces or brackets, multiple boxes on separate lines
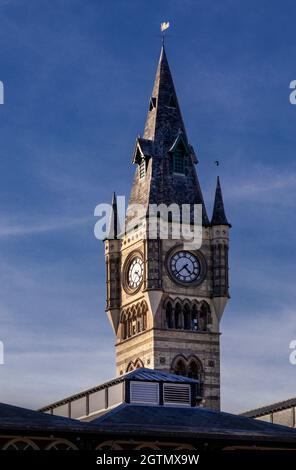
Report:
96,441,123,450
134,358,144,369
174,303,182,329
123,302,148,339
172,357,187,376
143,310,147,330
126,358,144,372
187,360,200,380
2,438,39,450
127,312,132,338
137,310,142,333
135,444,160,450
131,311,137,336
141,302,147,331
200,303,210,331
122,314,128,339
175,445,196,451
183,304,191,329
171,355,203,388
126,361,135,372
46,440,78,450
165,301,173,328
191,304,198,331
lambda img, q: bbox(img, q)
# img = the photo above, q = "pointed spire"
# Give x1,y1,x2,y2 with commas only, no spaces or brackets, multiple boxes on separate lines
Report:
144,46,187,155
211,177,230,226
107,192,118,239
128,46,210,226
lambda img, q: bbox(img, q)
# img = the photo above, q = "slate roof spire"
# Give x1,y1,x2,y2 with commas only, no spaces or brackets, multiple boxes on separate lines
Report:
128,45,210,226
211,177,230,226
143,45,187,156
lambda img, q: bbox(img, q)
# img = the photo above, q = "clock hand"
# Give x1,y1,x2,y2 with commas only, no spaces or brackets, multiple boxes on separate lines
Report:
184,265,192,275
176,263,188,275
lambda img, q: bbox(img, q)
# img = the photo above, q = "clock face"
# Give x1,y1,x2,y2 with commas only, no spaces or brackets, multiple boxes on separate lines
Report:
128,257,144,290
170,251,200,284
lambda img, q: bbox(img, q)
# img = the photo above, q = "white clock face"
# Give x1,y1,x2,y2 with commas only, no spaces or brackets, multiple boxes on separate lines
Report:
128,257,144,289
170,251,200,284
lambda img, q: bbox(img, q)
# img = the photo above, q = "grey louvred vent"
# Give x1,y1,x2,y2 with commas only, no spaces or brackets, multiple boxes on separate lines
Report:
130,381,159,404
163,383,191,406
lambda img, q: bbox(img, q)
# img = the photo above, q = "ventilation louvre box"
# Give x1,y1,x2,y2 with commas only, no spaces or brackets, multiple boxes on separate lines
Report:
130,381,159,405
163,384,191,406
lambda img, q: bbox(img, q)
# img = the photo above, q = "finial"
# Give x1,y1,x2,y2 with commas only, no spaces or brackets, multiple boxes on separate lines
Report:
214,161,220,179
160,21,170,45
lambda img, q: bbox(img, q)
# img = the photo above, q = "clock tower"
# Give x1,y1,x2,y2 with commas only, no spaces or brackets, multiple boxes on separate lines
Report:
104,46,230,410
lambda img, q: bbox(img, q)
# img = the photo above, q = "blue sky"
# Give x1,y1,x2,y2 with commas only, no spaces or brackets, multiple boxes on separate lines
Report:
0,0,295,414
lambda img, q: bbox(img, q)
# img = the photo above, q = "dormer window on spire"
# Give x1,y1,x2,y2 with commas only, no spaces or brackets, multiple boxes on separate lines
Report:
168,93,177,108
169,132,188,175
173,150,185,174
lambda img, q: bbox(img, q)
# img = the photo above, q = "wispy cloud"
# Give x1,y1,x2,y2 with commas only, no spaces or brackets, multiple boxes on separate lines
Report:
225,166,296,204
0,215,92,237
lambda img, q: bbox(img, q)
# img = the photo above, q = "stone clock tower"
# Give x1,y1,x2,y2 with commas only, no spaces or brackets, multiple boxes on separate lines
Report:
104,46,230,410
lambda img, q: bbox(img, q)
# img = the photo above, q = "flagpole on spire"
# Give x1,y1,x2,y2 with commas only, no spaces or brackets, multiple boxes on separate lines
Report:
160,21,170,45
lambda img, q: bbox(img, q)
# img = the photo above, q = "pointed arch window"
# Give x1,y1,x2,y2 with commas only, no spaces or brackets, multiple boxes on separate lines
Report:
188,360,200,380
141,301,147,331
137,316,142,333
171,355,204,396
174,303,182,329
191,304,198,331
183,304,191,330
122,315,128,340
122,301,148,340
132,313,137,336
127,314,132,338
200,302,210,331
126,358,144,372
174,358,187,376
165,301,173,329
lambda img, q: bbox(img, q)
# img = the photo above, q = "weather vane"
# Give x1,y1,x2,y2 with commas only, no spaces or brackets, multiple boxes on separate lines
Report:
160,21,170,45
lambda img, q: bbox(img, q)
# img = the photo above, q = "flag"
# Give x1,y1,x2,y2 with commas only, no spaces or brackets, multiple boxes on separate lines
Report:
160,22,170,32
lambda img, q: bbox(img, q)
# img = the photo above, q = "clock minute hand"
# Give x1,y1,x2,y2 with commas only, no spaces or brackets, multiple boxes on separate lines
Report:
184,265,192,275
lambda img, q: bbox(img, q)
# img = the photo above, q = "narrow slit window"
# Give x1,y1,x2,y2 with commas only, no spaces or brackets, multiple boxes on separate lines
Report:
139,160,146,179
149,97,156,111
168,94,176,108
